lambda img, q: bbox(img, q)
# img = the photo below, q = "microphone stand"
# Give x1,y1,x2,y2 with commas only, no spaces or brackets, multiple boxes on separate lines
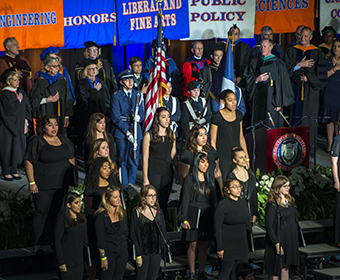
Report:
145,203,172,280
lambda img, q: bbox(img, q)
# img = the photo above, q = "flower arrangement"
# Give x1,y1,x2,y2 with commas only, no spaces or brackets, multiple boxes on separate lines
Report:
255,166,335,225
123,184,140,220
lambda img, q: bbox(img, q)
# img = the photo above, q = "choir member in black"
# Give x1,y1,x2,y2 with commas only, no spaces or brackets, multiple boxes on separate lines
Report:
130,185,167,280
24,115,75,254
228,25,253,88
214,179,251,280
319,26,337,59
264,175,299,280
252,26,284,60
54,192,88,280
76,60,110,145
181,81,211,140
211,90,248,182
179,124,222,195
228,147,258,222
95,186,128,280
129,56,148,93
178,153,217,280
29,56,73,135
75,41,117,94
162,78,181,137
285,27,327,153
243,38,295,129
142,107,176,214
0,68,31,180
84,112,115,163
84,157,113,280
199,45,224,114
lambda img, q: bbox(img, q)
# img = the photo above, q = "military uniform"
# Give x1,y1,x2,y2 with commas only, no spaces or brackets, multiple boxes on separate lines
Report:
162,95,181,137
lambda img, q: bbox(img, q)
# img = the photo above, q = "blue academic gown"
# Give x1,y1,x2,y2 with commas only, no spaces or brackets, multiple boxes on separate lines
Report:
111,88,145,186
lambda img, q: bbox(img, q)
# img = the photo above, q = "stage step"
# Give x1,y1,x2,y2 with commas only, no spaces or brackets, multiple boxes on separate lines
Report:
311,267,340,280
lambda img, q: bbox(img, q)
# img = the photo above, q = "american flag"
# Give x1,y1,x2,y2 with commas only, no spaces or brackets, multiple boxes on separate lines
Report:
143,5,167,134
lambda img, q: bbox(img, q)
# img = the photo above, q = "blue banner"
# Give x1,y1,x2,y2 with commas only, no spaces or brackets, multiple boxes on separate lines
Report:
116,0,189,46
62,0,117,49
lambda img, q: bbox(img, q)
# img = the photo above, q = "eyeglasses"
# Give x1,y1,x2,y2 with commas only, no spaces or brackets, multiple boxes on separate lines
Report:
88,48,98,52
282,184,290,189
88,67,98,71
49,64,60,69
146,194,157,198
230,185,242,190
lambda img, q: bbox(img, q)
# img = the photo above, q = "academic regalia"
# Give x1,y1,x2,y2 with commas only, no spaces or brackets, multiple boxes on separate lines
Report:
75,58,118,94
318,42,332,58
243,55,295,128
110,88,145,186
133,73,148,92
180,56,211,101
75,77,111,143
0,87,31,175
285,44,327,150
0,55,34,94
162,95,181,136
29,74,73,135
232,40,253,88
181,97,211,139
252,43,284,60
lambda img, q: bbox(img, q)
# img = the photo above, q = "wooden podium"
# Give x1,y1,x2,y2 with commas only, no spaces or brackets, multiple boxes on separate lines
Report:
245,126,310,173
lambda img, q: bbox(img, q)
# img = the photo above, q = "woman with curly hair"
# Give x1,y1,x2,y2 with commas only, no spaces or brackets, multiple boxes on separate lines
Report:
142,107,176,214
130,185,167,280
95,186,128,280
178,153,217,280
83,112,115,163
54,192,88,280
264,175,299,280
179,124,222,196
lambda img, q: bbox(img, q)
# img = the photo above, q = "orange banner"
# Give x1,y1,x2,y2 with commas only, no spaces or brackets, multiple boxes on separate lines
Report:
0,0,64,51
255,0,314,34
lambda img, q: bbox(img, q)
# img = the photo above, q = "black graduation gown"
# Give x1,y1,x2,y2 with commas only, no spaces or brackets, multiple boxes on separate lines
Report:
233,40,253,89
243,56,295,128
285,45,327,149
199,63,218,99
29,77,73,135
75,58,118,94
0,88,31,174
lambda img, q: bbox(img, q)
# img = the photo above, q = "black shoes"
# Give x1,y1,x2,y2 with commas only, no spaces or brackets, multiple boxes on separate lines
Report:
197,271,208,280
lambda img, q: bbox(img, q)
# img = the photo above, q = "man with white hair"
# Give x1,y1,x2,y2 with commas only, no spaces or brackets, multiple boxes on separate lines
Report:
0,37,34,94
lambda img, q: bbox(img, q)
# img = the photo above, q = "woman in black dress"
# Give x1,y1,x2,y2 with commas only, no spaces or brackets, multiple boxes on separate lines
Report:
142,107,176,214
228,147,258,222
84,112,115,163
179,124,222,195
178,153,217,280
76,60,111,144
25,114,75,254
95,186,128,280
264,175,299,280
130,185,167,280
0,68,31,180
214,179,251,280
54,192,87,280
211,89,248,182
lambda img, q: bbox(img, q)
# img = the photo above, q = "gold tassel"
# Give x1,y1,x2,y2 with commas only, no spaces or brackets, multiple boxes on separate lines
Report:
113,36,116,46
57,91,61,117
301,81,304,101
269,72,273,86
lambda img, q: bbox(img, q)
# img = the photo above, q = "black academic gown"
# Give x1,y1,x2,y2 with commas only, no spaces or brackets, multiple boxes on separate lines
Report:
243,55,295,128
29,77,73,135
285,45,327,149
0,88,31,174
199,63,218,99
75,58,118,95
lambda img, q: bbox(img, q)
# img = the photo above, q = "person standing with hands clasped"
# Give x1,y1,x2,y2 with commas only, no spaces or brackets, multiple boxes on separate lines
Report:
264,175,299,280
111,69,145,186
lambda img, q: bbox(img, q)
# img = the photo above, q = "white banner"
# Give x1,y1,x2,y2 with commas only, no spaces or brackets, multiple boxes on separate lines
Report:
184,0,255,40
320,0,340,35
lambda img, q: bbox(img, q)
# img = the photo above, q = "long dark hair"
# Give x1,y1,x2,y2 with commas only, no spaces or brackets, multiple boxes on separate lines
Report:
38,114,59,135
331,38,340,58
85,112,109,143
149,107,175,144
266,175,293,206
189,153,214,196
89,138,118,174
84,157,110,191
60,192,86,228
185,124,210,154
136,185,160,210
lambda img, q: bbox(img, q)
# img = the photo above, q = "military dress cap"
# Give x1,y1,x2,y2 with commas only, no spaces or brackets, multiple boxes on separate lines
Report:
84,41,99,49
187,80,201,91
40,46,59,61
117,69,134,80
0,67,17,84
79,59,99,68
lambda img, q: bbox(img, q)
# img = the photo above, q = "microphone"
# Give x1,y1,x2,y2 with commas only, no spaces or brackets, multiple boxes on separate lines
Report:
268,112,275,128
143,201,156,209
268,186,281,197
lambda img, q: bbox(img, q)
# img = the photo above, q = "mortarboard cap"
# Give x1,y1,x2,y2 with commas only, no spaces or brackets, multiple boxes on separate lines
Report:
40,46,59,61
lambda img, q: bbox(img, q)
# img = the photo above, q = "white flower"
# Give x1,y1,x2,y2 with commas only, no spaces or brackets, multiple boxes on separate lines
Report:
262,175,269,180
